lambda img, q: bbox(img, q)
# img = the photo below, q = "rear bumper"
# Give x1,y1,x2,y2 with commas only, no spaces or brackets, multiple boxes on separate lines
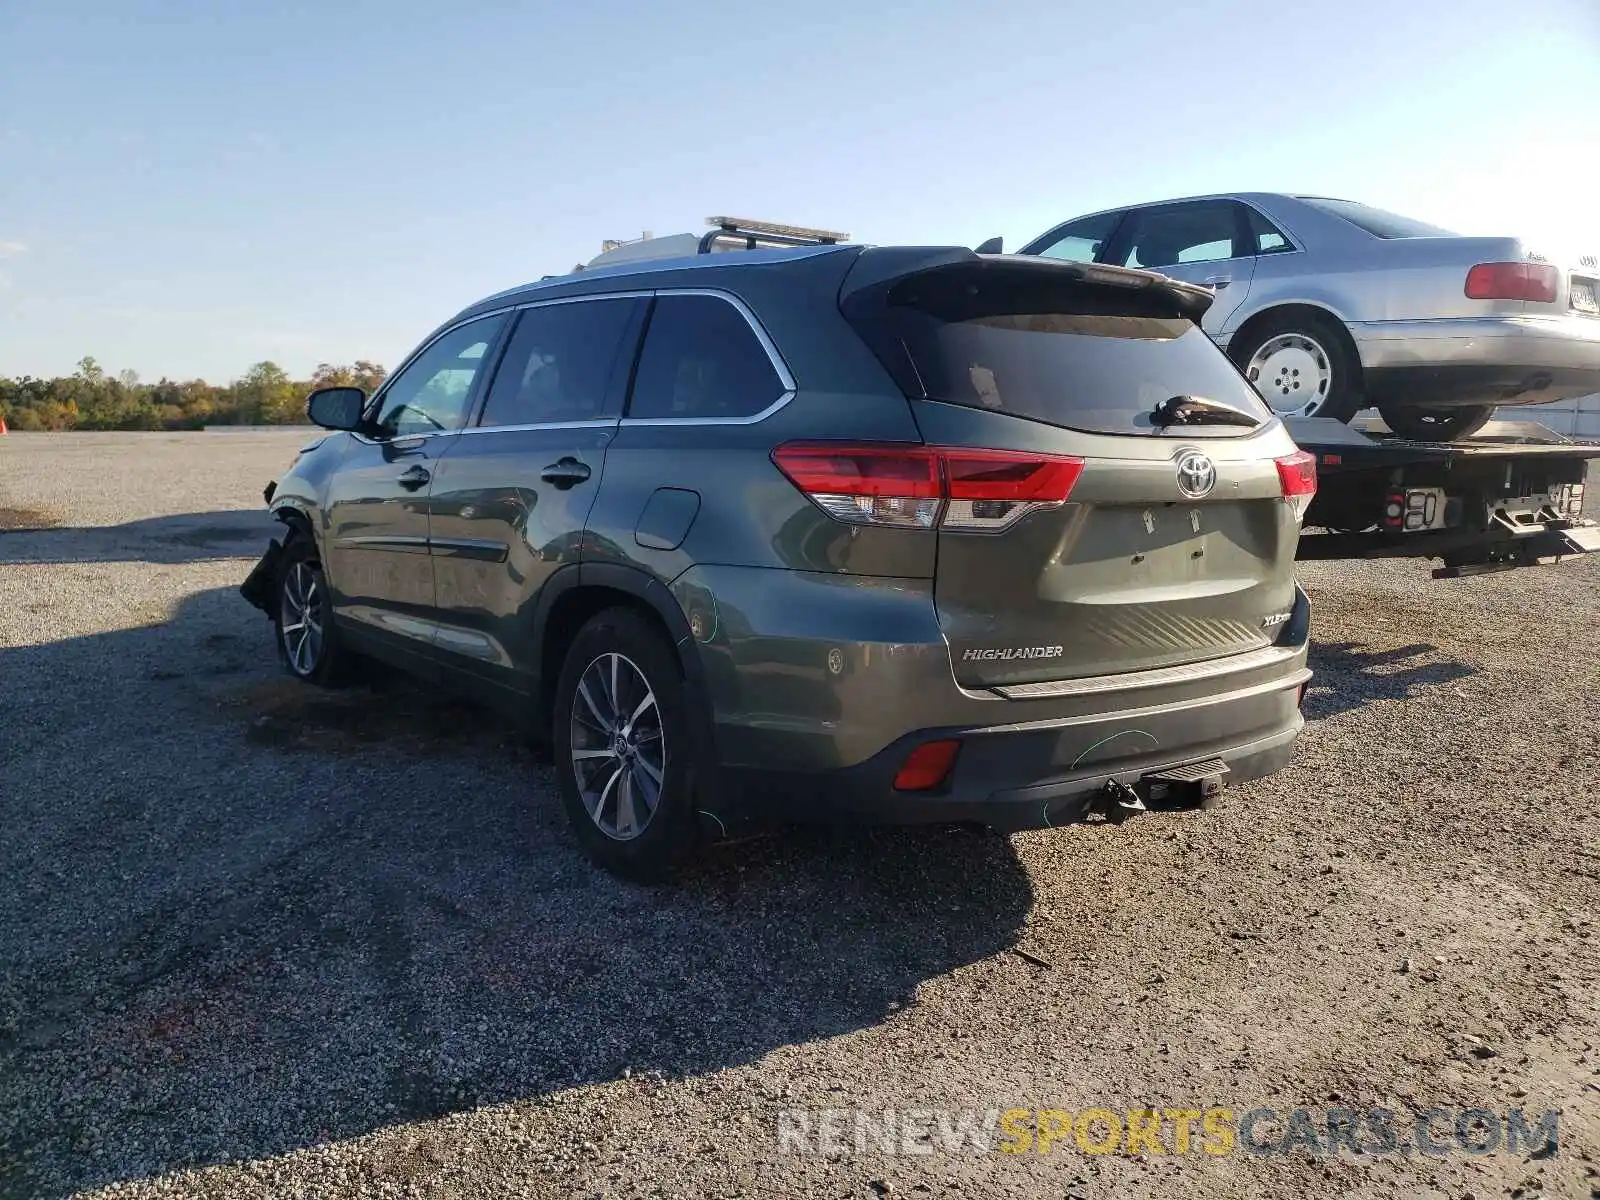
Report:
672,563,1314,835
700,643,1312,832
712,669,1308,834
1353,315,1600,407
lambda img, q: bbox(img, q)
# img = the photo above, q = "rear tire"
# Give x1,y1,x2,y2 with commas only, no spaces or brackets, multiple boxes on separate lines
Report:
1377,403,1495,443
1230,311,1363,422
552,607,700,881
273,535,353,686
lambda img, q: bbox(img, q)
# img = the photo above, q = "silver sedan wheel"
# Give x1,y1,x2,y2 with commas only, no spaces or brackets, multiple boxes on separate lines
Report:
279,561,325,676
569,652,665,842
1245,332,1333,417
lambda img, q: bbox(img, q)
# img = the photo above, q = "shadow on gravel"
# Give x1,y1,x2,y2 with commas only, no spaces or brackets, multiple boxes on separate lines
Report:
0,587,1033,1198
0,509,278,565
1302,639,1477,720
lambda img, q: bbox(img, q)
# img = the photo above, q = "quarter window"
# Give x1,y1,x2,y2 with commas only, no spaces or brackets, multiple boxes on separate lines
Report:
374,314,506,436
478,298,642,427
1029,212,1119,264
1245,206,1293,254
1116,203,1244,269
627,294,786,420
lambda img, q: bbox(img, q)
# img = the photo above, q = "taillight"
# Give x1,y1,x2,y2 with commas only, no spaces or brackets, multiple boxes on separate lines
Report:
893,739,961,791
1274,450,1317,523
1465,262,1558,303
766,444,942,528
771,443,1085,533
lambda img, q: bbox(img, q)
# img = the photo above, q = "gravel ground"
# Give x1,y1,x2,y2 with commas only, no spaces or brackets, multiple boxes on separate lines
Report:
1,431,1598,1200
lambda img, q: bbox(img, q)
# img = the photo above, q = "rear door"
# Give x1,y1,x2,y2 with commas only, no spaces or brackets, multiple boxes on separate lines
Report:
426,295,647,690
1103,201,1258,335
840,255,1306,689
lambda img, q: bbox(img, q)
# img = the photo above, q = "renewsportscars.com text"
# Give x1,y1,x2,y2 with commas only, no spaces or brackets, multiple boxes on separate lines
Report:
776,1106,1560,1159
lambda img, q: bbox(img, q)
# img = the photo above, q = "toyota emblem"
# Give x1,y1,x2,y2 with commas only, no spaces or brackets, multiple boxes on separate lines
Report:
1175,450,1217,499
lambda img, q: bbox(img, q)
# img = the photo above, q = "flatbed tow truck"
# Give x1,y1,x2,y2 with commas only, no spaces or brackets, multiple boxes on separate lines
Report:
1287,416,1600,577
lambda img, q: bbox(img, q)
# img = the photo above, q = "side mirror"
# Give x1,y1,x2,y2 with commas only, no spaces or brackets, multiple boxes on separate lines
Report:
306,386,367,431
975,236,1004,255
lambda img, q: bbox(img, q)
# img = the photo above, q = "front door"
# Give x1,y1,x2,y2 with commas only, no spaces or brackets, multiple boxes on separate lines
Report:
428,295,647,694
323,312,508,662
1104,200,1258,337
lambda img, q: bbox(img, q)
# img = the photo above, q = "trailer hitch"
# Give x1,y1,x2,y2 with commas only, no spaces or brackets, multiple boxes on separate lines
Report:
1097,779,1147,824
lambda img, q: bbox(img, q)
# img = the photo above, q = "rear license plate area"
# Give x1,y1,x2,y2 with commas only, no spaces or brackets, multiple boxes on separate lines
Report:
1572,277,1598,315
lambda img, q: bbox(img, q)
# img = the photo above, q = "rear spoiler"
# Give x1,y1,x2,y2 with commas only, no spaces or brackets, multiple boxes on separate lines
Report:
838,247,1216,324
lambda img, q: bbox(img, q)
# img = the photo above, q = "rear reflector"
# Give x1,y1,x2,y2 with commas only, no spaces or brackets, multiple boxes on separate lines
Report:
1465,261,1559,303
893,739,961,791
772,443,1085,532
1274,450,1317,523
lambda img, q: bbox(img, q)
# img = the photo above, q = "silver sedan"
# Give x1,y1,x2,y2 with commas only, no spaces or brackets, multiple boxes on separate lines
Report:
1018,193,1600,440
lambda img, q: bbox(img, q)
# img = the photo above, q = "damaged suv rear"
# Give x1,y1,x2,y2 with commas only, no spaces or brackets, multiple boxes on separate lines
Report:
243,240,1313,877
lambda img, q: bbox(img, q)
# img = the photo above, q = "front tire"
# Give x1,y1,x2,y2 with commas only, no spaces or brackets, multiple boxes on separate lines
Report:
1377,402,1495,443
1231,312,1363,422
553,607,700,881
273,535,351,686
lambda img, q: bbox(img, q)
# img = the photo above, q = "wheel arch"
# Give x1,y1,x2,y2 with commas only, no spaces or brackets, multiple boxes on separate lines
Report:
1226,301,1359,364
533,563,720,776
271,503,315,543
1226,302,1367,405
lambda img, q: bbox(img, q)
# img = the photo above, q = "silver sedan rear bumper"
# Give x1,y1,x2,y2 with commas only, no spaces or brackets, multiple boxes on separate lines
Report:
1352,315,1600,407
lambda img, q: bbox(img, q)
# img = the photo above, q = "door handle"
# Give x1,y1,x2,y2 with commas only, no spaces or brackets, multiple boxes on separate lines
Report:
541,457,592,489
1204,275,1232,289
397,464,432,491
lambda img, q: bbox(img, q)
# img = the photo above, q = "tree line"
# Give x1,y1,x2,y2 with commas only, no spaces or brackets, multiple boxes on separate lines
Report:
0,357,388,432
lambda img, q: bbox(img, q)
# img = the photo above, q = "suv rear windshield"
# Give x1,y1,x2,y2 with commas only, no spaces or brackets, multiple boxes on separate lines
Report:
1297,197,1458,240
842,262,1272,437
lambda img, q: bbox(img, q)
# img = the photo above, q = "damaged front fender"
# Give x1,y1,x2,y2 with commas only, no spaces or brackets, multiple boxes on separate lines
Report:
239,537,285,616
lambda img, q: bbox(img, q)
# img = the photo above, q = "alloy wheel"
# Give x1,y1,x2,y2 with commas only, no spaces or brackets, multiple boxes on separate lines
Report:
1246,332,1333,418
569,652,666,841
279,561,325,676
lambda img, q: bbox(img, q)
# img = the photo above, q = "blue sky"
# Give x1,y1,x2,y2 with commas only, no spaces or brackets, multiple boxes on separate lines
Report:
1,0,1596,382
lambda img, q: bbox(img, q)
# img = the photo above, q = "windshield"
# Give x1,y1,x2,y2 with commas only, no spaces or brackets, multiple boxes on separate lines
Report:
1298,197,1459,239
843,266,1273,437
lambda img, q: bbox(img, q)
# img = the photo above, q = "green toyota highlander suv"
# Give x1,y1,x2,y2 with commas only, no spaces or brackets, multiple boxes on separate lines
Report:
242,236,1315,878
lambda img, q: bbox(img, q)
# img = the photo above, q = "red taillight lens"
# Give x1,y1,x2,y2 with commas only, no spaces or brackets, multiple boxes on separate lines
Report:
1465,262,1558,303
1275,450,1317,523
1274,450,1317,496
893,739,961,791
766,444,941,498
772,443,1085,532
941,450,1085,532
770,443,942,528
942,451,1084,502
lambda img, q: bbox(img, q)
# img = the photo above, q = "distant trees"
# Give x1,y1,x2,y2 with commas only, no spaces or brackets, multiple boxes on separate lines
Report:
0,359,389,432
311,361,387,394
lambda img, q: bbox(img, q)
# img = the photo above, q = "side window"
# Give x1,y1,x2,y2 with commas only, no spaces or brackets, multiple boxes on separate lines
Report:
1030,212,1120,264
627,294,786,420
1245,206,1294,254
1116,203,1244,269
374,314,506,436
478,298,641,427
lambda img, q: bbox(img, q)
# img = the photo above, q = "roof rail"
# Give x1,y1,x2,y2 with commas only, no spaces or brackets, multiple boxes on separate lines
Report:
698,216,850,254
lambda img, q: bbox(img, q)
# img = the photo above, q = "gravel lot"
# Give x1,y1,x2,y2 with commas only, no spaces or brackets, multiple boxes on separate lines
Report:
1,431,1598,1200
